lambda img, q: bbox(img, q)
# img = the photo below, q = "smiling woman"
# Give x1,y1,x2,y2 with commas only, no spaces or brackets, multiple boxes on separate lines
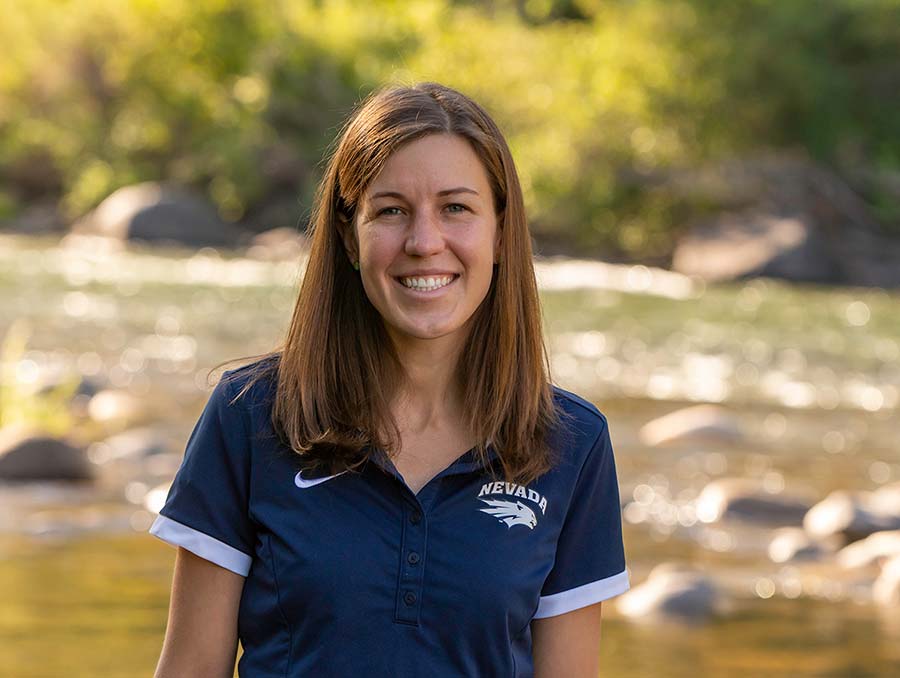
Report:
344,133,500,357
149,82,630,678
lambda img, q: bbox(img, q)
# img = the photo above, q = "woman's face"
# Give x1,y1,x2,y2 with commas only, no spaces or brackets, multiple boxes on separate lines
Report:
346,133,500,351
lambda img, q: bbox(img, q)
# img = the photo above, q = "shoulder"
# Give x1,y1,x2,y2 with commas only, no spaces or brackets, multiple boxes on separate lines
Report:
548,385,610,478
550,384,609,439
551,384,604,420
197,355,282,451
216,354,280,414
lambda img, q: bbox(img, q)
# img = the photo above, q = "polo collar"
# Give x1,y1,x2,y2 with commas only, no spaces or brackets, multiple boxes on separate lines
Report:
369,441,499,483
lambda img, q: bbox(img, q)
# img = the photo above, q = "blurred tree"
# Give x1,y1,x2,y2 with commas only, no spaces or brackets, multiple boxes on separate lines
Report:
0,320,77,436
1,0,897,253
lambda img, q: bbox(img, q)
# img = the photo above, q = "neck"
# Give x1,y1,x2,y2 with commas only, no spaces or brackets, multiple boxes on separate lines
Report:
388,333,466,433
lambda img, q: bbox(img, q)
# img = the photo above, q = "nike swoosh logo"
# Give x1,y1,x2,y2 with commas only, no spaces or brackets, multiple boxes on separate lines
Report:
294,470,346,489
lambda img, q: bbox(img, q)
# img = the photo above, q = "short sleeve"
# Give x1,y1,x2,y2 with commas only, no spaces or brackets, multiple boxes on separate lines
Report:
148,373,256,576
534,418,630,618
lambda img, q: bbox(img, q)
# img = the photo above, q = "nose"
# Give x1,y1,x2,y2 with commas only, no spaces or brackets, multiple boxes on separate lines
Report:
404,209,445,257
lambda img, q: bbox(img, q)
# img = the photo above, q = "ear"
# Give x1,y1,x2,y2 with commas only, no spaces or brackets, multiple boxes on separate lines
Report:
336,212,358,264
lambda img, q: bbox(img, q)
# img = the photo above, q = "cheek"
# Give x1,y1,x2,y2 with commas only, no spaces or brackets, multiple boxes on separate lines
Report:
360,264,388,295
466,237,498,277
461,252,496,300
359,230,397,266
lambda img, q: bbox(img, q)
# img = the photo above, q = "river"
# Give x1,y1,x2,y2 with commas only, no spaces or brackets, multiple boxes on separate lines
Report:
0,233,898,677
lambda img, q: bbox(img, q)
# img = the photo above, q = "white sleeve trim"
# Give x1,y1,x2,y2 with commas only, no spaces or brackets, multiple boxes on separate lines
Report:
533,568,631,619
149,513,253,577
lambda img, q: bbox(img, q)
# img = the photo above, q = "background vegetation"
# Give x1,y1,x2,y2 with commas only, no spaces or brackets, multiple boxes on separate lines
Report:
1,0,898,258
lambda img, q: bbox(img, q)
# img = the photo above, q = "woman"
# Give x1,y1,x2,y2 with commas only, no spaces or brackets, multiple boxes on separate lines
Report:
149,81,630,677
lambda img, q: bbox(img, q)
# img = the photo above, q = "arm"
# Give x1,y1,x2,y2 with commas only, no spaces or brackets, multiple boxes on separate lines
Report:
532,601,603,678
154,547,246,678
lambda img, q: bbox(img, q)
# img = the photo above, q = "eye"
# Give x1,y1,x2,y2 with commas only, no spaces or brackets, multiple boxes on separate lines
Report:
377,206,403,217
446,203,468,213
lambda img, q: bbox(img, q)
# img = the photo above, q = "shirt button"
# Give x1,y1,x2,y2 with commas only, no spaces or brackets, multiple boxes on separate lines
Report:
407,551,420,565
409,511,422,525
403,591,417,605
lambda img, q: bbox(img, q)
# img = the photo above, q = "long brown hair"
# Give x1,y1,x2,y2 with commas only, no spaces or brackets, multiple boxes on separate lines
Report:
224,81,567,486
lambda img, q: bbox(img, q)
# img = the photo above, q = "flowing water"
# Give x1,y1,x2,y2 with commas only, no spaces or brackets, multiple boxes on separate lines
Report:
1,233,898,677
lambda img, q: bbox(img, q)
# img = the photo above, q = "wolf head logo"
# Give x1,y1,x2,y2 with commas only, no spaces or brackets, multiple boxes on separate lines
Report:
478,498,538,529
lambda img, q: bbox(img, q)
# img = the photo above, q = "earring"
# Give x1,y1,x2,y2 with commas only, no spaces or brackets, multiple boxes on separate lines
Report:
352,260,360,270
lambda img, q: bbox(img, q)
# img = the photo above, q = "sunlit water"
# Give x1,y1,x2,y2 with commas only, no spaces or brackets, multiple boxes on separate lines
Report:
1,233,898,677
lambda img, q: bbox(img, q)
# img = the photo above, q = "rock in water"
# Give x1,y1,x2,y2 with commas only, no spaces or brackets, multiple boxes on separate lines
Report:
0,425,94,482
696,478,811,525
615,563,721,623
869,482,900,516
638,404,742,447
768,527,835,563
73,182,243,248
668,155,900,288
672,212,839,285
836,530,900,570
804,490,900,544
101,427,170,461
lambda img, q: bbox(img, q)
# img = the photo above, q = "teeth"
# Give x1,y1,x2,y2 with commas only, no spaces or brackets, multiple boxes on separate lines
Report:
400,275,454,291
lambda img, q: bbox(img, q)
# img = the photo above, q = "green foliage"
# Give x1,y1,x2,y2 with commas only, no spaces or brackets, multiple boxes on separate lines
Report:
0,319,78,435
1,0,897,256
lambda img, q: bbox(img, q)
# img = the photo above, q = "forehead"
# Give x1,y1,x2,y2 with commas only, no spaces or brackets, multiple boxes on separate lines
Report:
364,133,491,198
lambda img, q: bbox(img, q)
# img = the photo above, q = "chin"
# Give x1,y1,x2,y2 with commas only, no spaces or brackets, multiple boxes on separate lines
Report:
407,326,458,340
389,320,463,342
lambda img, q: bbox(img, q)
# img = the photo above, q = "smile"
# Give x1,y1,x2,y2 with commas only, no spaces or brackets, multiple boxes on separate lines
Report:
395,274,459,294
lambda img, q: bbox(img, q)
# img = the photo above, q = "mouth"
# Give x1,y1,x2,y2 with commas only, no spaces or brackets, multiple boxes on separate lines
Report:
393,273,460,295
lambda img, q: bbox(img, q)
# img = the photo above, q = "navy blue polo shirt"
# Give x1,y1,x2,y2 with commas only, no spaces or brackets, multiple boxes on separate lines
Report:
149,362,630,677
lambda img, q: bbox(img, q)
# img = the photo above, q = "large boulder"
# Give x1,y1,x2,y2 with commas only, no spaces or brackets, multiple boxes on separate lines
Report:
672,212,840,285
73,182,243,248
98,427,171,462
804,490,900,544
696,477,812,526
638,404,743,447
0,426,94,481
869,482,900,515
668,154,900,288
768,527,836,564
616,563,722,623
836,530,900,570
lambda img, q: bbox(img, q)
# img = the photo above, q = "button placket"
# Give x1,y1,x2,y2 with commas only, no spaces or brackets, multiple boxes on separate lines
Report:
395,502,427,625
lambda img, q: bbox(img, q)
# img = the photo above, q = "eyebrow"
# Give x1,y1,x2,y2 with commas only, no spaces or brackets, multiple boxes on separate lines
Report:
369,187,479,200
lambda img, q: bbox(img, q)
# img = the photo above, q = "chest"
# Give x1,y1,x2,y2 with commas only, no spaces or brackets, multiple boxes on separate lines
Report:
390,431,477,494
252,454,561,632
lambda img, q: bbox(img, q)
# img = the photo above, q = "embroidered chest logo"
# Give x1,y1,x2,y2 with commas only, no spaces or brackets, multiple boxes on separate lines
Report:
477,481,548,530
